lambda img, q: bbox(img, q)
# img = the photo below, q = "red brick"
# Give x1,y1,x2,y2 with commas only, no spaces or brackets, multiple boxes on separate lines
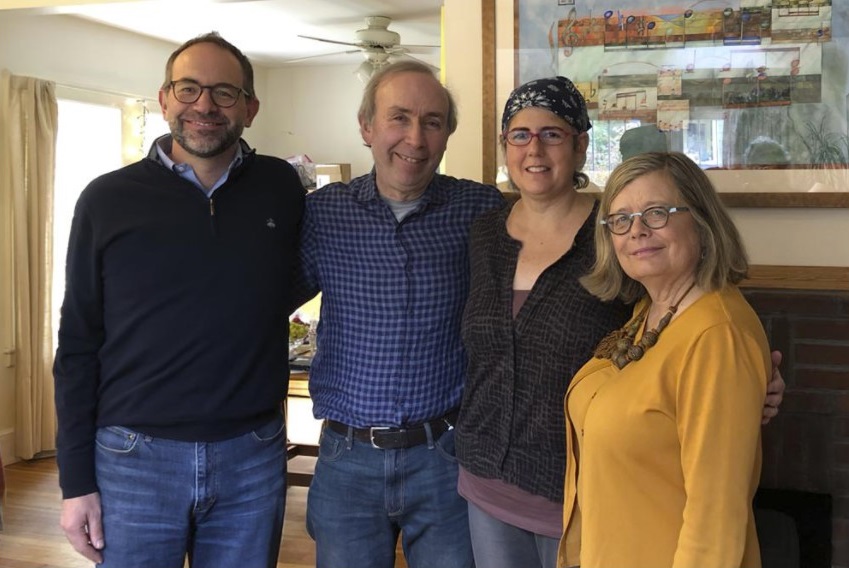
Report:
744,291,848,316
794,319,849,341
797,368,849,390
761,422,783,486
834,519,849,562
835,495,849,519
835,535,849,568
772,417,832,491
782,390,835,415
835,468,849,495
794,296,849,317
795,343,849,366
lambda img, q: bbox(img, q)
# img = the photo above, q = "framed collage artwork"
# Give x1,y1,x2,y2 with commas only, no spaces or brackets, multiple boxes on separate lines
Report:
494,0,849,207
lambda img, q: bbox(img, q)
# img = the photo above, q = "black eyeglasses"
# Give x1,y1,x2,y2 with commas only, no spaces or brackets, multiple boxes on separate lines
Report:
601,205,690,235
504,127,574,146
168,79,249,108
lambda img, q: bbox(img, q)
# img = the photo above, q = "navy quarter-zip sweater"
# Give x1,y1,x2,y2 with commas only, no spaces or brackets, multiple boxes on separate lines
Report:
54,141,305,498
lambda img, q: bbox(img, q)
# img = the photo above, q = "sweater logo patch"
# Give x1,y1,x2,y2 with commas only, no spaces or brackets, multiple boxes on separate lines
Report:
266,218,276,229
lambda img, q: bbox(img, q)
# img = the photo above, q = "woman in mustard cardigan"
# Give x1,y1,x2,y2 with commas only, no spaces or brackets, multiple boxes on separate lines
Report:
561,152,768,568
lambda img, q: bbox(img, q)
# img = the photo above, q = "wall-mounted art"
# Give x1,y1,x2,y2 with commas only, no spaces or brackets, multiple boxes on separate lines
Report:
507,0,849,205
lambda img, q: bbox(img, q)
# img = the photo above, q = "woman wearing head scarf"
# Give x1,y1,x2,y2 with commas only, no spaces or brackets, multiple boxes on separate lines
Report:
561,152,767,568
456,79,783,568
456,76,631,567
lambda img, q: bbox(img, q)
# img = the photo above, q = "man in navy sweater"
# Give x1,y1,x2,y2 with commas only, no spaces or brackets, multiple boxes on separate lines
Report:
54,32,304,567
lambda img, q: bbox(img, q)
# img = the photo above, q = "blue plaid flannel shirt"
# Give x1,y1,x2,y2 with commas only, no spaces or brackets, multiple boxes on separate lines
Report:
293,171,504,427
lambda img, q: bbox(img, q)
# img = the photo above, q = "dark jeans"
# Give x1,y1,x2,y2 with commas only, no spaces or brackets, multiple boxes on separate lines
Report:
307,424,473,568
94,414,287,568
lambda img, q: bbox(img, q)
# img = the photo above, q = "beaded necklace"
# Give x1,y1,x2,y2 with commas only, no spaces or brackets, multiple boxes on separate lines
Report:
594,281,697,370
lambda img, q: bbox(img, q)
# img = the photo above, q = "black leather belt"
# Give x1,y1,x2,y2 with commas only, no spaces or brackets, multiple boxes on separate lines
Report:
325,409,459,450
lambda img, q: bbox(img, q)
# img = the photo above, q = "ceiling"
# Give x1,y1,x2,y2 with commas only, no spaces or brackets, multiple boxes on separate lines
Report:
4,0,443,68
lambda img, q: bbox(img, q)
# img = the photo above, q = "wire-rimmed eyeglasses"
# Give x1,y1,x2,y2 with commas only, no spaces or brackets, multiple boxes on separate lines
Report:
168,79,250,108
600,205,690,235
503,127,575,146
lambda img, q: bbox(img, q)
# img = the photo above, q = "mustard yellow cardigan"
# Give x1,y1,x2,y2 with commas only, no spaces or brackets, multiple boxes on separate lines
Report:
559,287,768,568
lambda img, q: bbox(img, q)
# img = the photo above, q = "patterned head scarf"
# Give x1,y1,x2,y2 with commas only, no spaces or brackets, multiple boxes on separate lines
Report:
501,76,591,134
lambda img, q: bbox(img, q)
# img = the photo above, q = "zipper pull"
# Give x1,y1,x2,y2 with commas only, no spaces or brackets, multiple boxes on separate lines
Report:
209,198,215,217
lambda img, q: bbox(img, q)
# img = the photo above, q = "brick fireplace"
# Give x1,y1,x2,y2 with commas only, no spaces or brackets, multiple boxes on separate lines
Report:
743,288,849,567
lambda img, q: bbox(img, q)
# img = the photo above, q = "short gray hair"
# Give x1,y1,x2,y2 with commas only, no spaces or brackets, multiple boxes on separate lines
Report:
357,61,457,134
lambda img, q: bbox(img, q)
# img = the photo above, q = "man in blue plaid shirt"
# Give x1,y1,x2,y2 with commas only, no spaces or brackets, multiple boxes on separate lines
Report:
292,61,504,568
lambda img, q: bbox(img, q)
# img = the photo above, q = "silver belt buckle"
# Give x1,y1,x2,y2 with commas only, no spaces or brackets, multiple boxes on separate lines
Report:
369,426,391,449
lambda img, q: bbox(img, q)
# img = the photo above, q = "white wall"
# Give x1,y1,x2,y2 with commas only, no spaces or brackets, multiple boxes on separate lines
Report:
442,0,849,268
0,12,283,149
262,65,375,177
0,13,172,104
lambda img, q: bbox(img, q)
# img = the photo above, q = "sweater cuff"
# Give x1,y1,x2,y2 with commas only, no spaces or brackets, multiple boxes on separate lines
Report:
58,449,98,499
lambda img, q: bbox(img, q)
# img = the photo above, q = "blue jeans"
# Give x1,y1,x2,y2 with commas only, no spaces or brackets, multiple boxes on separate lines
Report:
94,414,287,568
306,424,473,568
467,502,559,568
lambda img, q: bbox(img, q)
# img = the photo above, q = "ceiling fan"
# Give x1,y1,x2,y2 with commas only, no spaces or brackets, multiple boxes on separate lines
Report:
292,16,440,79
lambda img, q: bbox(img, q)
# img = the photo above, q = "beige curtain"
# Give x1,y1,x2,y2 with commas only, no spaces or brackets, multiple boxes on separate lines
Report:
0,70,59,459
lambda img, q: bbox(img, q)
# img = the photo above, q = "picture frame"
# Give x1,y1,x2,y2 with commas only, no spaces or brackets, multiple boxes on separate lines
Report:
484,0,849,208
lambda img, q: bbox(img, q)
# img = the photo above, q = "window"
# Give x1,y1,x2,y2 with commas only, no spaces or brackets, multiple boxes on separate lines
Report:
52,93,167,346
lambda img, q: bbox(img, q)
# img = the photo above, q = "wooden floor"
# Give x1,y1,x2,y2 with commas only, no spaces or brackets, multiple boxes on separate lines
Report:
0,458,407,568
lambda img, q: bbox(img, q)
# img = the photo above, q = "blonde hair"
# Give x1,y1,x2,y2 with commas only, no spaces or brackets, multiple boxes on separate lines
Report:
581,152,749,303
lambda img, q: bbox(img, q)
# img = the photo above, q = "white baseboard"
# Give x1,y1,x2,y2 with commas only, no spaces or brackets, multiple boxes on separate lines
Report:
0,429,17,466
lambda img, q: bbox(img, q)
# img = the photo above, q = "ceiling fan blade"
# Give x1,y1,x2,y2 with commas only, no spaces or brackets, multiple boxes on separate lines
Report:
385,45,439,57
282,50,360,64
298,35,361,48
399,46,440,55
397,44,440,49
